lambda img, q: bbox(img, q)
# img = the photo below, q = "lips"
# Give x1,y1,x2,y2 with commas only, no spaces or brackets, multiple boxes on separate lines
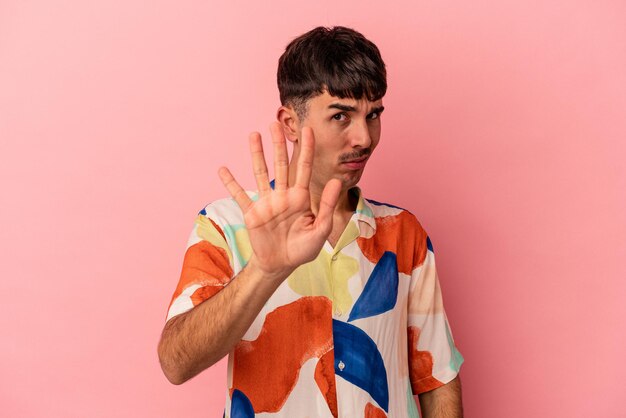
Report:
342,156,369,170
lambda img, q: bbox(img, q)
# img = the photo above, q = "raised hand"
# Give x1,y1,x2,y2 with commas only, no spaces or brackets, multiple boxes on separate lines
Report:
218,122,342,281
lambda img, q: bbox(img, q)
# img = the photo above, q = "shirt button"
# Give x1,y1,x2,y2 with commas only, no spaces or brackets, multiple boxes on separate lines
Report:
338,361,345,371
331,254,338,261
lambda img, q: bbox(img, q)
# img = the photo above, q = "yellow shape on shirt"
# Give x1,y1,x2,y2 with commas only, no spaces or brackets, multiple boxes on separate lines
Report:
195,216,233,264
234,228,253,264
287,247,359,316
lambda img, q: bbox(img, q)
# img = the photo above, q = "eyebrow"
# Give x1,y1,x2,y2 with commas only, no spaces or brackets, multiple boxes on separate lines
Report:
328,103,385,114
328,103,357,112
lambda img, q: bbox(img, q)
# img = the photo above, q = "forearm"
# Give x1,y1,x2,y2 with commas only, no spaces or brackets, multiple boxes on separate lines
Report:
158,259,286,384
418,376,463,418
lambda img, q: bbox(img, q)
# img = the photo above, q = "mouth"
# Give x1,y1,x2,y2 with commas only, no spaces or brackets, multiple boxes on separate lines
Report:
341,156,369,170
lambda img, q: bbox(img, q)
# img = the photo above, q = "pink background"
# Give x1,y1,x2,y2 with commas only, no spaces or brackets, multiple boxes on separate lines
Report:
1,1,625,417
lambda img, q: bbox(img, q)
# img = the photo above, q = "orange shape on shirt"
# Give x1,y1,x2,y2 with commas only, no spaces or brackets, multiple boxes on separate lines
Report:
365,402,387,418
231,296,334,413
168,240,233,308
314,349,338,418
408,326,444,394
357,211,428,276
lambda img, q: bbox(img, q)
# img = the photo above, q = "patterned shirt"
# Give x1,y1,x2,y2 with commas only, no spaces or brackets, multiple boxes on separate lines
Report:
166,187,463,418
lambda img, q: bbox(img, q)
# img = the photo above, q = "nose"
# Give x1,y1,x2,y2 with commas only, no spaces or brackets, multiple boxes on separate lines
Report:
350,119,372,149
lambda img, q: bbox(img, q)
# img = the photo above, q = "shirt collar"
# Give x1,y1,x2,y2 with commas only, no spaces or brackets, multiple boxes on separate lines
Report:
268,180,376,234
351,187,377,233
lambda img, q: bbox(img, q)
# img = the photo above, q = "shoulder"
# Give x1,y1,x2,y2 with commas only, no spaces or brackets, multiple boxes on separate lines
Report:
190,193,257,272
360,196,430,273
190,193,253,249
196,192,256,228
364,197,426,236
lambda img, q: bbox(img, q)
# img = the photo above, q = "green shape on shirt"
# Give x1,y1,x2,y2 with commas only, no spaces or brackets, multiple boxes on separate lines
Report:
445,321,464,373
407,381,421,418
222,224,250,268
356,198,374,218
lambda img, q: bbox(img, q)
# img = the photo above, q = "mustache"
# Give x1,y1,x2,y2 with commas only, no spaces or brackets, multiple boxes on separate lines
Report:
338,149,371,163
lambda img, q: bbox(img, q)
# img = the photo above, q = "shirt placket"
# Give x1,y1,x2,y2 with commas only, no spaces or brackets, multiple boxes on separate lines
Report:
326,215,363,417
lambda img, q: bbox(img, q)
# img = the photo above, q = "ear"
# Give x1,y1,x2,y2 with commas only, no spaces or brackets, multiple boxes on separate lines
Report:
276,105,300,143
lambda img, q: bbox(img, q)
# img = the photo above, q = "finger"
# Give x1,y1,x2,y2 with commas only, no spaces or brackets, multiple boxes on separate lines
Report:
270,121,289,190
314,178,342,234
249,132,271,196
218,166,252,212
294,126,314,190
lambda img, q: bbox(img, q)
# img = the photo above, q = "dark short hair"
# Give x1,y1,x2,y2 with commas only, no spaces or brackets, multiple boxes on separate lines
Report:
277,26,387,120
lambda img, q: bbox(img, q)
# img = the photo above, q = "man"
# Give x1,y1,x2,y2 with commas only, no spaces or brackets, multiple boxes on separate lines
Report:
158,26,464,417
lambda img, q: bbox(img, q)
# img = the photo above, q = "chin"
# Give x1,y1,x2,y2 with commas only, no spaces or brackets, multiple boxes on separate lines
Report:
339,172,363,190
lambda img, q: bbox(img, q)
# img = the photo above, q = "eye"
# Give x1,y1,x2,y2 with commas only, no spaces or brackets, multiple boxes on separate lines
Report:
332,113,347,121
367,111,379,120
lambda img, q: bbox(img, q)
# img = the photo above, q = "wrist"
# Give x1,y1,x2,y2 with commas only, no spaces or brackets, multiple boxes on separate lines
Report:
246,255,293,284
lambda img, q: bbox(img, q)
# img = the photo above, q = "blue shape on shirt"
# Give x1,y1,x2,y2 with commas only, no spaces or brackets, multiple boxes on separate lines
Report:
198,207,207,216
348,251,398,322
231,389,254,418
365,198,405,211
333,320,389,412
426,236,433,252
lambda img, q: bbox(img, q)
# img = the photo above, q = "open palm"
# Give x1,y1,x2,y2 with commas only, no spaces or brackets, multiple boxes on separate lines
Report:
218,122,341,280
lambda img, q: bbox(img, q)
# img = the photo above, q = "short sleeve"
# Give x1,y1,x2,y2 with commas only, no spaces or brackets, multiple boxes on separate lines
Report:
165,211,235,322
407,234,464,394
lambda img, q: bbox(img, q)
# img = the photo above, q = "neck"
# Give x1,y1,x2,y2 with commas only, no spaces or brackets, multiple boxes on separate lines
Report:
310,183,356,216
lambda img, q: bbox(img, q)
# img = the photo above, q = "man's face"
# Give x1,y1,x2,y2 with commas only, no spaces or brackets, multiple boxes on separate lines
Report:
297,91,384,192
